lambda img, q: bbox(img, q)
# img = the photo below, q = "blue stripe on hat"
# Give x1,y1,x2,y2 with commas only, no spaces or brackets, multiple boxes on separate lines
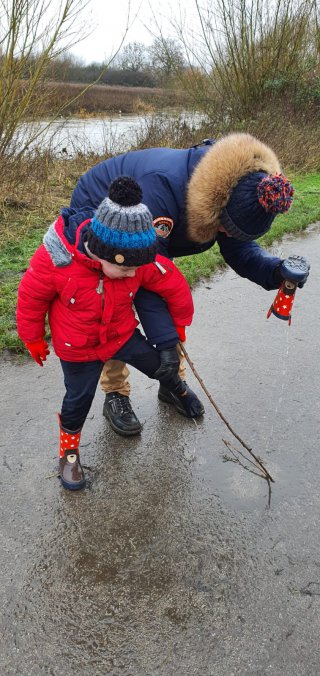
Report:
91,217,156,249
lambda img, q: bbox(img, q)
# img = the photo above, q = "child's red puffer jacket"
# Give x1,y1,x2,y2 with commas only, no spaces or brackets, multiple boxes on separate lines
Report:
16,216,194,362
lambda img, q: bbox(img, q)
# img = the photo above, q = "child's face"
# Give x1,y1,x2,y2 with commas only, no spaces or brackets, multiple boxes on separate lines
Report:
85,243,138,278
100,260,138,279
95,255,138,279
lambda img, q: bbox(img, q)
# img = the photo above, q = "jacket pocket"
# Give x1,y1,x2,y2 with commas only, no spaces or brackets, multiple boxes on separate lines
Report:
60,278,78,308
63,334,88,348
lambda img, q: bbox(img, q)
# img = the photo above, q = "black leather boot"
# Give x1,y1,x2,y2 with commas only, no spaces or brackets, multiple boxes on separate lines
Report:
158,382,205,418
103,392,142,436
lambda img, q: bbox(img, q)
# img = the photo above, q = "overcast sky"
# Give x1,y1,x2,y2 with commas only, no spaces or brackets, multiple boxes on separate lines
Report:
70,0,197,64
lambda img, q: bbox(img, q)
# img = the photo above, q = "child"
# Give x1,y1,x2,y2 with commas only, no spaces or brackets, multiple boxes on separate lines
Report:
16,177,204,491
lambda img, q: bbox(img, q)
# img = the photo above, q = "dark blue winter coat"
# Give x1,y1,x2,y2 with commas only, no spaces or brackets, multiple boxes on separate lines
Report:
69,142,282,291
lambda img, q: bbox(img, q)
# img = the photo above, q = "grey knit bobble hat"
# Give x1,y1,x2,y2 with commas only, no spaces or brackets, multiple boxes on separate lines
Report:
86,176,157,266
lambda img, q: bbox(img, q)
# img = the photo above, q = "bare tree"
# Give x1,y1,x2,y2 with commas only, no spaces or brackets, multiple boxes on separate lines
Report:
153,0,320,120
148,37,186,85
0,0,130,157
116,41,148,72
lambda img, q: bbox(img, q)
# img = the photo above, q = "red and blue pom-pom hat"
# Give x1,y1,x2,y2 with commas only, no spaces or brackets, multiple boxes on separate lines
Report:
220,172,294,241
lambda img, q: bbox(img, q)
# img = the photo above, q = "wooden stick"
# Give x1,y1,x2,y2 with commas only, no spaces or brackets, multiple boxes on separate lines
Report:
179,341,274,484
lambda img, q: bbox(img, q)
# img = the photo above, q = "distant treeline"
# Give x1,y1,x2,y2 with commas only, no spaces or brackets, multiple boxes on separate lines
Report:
29,39,188,89
51,66,161,88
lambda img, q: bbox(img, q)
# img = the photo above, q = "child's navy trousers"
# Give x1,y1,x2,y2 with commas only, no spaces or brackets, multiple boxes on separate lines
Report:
60,329,177,431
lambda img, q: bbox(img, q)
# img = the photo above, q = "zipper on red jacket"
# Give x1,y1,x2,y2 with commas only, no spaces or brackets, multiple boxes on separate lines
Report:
154,261,167,274
96,273,105,309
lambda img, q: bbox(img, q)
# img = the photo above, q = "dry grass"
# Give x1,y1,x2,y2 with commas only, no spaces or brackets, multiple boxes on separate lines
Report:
199,106,320,174
0,153,100,239
247,121,320,173
31,81,190,116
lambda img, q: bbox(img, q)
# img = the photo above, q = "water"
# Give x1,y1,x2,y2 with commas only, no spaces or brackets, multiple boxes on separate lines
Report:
16,110,207,157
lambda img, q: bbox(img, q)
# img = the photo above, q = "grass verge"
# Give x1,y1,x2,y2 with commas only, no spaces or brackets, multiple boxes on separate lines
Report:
1,169,319,355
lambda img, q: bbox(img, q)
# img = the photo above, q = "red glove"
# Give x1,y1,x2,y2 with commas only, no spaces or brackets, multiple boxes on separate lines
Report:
175,326,186,342
25,340,50,366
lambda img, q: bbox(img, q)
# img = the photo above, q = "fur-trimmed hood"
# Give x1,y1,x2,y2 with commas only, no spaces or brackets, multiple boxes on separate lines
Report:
186,133,281,243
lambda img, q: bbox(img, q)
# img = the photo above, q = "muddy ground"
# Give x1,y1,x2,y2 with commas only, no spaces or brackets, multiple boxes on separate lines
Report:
0,226,319,675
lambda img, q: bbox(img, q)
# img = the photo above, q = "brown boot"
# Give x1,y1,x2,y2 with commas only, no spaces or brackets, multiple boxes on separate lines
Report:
59,426,86,491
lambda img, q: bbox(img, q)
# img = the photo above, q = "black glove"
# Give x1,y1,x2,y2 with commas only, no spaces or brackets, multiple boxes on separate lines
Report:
277,255,310,288
154,347,180,383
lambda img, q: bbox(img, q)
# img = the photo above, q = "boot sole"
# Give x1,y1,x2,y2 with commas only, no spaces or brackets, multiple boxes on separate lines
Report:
60,476,86,491
103,406,142,437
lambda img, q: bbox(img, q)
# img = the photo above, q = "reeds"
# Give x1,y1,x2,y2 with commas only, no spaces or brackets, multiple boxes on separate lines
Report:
22,81,190,117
